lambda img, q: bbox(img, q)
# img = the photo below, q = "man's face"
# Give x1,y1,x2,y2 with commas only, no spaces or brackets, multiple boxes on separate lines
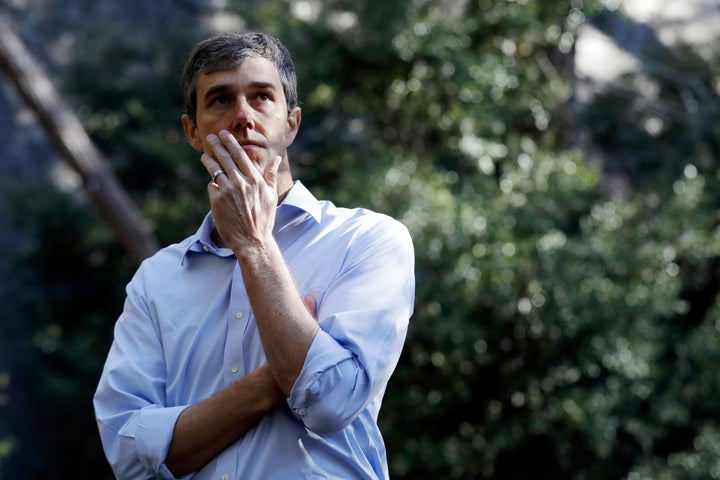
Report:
182,57,300,169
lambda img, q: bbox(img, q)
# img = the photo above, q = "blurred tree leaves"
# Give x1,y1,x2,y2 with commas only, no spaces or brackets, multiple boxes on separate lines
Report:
243,1,610,476
241,1,720,478
4,0,720,478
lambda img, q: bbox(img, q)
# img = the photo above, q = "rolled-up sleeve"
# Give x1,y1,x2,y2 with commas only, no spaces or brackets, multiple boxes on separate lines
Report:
288,217,415,435
94,268,187,480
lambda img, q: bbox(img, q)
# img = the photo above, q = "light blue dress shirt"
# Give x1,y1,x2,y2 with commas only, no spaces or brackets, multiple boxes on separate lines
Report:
94,181,415,480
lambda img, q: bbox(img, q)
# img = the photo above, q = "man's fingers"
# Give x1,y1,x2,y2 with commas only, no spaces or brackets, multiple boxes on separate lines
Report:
200,153,224,189
218,130,261,177
264,156,281,192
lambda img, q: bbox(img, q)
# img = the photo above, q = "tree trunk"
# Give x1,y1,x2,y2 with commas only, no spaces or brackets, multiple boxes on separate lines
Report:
0,15,160,263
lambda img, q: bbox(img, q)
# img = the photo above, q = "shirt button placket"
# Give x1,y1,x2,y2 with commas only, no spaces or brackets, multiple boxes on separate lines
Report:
221,310,245,382
229,311,244,376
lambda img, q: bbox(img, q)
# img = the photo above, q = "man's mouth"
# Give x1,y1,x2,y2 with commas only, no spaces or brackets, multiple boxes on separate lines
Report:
238,139,264,149
240,143,262,151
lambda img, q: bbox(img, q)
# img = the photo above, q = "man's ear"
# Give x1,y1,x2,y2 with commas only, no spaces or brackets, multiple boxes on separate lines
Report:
181,113,204,152
284,107,301,147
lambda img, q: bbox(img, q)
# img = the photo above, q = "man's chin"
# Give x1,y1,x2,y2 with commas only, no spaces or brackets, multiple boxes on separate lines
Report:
243,148,270,173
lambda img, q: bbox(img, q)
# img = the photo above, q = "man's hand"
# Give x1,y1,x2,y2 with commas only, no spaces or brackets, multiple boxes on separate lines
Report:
200,130,281,256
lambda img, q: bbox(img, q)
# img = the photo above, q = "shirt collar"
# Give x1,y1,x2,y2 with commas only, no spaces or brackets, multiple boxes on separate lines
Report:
181,180,321,263
278,180,322,224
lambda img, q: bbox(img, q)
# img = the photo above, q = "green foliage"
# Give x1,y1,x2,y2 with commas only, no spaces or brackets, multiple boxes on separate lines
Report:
574,14,720,479
243,1,720,478
5,1,720,479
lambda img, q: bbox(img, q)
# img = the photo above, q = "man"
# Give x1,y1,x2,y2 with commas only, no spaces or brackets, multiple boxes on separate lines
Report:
93,32,415,480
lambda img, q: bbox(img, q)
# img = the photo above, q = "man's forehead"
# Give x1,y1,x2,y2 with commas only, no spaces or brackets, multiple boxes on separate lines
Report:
197,57,282,92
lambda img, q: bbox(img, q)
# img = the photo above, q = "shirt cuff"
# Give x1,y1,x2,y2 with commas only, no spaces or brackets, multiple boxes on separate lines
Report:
134,405,188,477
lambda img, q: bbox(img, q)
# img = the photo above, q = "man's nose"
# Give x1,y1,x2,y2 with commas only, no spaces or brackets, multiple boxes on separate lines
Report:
233,97,255,131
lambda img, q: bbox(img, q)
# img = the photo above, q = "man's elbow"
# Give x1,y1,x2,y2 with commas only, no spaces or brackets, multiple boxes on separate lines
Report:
292,369,373,436
297,400,359,436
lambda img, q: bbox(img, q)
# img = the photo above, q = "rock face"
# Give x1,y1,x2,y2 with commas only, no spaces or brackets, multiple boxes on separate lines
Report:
572,0,719,198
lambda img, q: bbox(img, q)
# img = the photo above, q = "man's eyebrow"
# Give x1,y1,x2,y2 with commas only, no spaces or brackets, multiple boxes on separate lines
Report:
203,83,233,101
203,81,278,101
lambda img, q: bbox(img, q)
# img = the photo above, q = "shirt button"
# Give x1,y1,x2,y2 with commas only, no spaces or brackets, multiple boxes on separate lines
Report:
235,311,244,319
221,475,229,480
230,365,238,373
202,245,209,252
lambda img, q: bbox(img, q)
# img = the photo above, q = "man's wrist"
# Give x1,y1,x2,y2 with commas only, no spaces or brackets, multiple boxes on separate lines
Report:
233,234,276,267
250,364,286,408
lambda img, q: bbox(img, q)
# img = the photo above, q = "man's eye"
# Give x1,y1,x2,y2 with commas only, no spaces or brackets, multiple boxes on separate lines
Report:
213,95,230,105
258,93,271,101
